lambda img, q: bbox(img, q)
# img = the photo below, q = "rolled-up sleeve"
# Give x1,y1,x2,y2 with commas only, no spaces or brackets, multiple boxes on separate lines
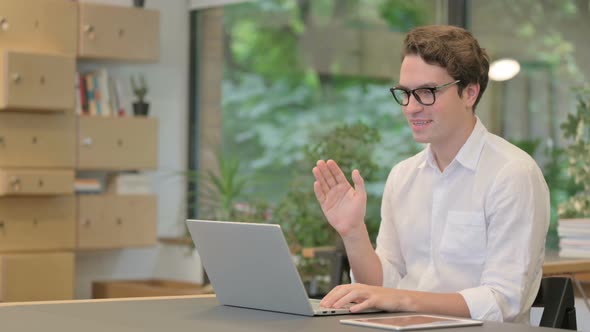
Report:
459,287,503,321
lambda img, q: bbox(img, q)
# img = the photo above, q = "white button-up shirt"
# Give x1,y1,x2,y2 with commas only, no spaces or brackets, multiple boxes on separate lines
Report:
374,118,549,323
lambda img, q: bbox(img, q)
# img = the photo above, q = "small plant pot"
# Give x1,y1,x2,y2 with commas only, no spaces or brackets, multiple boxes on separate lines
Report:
133,0,146,8
133,102,150,116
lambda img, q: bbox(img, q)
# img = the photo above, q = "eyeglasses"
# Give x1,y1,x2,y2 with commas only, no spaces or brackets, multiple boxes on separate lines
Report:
390,80,461,106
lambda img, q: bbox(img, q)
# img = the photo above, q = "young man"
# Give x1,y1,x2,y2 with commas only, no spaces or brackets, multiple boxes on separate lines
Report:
311,25,549,323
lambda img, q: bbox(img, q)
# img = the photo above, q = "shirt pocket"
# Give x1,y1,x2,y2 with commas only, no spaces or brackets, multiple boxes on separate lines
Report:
439,211,487,265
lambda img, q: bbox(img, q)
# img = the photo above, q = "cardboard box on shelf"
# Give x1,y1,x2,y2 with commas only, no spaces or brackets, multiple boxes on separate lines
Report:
92,279,213,299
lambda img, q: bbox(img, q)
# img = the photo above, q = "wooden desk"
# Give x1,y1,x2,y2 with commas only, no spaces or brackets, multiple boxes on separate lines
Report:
0,295,566,331
543,250,590,275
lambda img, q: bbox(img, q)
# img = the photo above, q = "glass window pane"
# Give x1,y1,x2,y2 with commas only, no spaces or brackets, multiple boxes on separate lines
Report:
218,1,443,268
469,0,590,250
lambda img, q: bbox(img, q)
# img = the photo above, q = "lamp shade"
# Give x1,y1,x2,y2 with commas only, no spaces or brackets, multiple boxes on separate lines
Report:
489,58,521,81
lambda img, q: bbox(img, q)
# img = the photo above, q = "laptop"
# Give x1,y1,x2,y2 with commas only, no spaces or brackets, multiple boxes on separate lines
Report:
186,219,379,316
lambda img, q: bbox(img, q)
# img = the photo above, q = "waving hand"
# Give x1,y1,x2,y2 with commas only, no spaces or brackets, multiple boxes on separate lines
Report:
312,160,367,238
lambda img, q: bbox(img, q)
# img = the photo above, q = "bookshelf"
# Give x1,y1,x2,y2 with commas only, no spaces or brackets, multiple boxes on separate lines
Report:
0,0,160,302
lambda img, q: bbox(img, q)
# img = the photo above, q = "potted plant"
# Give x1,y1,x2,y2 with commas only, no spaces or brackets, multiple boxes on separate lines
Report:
557,87,590,257
559,88,590,218
183,153,270,285
133,0,145,8
131,74,149,116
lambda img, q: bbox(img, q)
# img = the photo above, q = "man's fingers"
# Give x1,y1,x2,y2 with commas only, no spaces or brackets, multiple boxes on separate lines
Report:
313,181,325,203
327,160,348,184
349,299,372,313
317,160,337,187
320,285,350,308
312,166,330,193
352,169,366,194
333,289,364,309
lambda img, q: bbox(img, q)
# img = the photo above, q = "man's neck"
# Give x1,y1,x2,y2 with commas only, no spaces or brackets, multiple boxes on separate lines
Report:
431,117,477,172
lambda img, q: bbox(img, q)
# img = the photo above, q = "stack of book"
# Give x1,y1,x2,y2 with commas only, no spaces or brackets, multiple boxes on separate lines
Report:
558,218,590,258
75,68,125,116
74,178,103,194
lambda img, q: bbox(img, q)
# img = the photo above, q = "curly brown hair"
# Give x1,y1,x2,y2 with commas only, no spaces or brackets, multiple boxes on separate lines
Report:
402,25,490,111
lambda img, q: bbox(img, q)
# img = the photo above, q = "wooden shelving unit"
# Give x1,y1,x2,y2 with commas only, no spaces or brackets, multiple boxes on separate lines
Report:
0,0,160,302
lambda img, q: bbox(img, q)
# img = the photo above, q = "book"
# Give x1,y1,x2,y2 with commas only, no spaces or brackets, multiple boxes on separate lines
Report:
559,247,590,258
74,178,102,193
106,174,153,195
97,68,112,116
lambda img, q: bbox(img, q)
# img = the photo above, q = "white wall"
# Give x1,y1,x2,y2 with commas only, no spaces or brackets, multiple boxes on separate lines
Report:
75,0,202,299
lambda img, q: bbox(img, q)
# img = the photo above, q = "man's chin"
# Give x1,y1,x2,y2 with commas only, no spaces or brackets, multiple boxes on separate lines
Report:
412,134,430,144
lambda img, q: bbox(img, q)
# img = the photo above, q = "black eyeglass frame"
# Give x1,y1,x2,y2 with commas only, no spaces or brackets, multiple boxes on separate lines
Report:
389,80,461,106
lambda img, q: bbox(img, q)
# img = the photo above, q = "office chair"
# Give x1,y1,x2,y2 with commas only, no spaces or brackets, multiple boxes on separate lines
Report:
533,276,577,330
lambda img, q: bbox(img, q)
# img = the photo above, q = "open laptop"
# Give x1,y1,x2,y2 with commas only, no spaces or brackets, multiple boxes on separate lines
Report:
186,219,379,316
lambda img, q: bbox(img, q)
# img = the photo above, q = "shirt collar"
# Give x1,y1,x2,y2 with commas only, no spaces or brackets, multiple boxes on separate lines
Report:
417,117,487,171
454,116,487,171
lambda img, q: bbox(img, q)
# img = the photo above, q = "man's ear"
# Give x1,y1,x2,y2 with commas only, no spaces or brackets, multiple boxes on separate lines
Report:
463,83,480,108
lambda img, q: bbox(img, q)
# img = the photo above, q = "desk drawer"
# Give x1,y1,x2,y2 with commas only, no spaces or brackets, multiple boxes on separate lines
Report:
0,252,74,302
78,3,159,62
0,0,77,56
0,50,75,111
0,169,74,196
77,195,157,249
0,113,75,168
0,196,75,252
77,116,158,170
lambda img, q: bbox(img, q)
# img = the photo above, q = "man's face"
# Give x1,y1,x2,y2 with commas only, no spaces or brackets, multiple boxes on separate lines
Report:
398,55,476,146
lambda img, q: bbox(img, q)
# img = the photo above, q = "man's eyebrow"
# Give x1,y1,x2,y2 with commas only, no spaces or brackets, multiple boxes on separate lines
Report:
396,82,439,89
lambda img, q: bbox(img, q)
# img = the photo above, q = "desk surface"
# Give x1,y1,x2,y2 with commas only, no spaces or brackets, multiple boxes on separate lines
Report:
0,295,564,332
543,249,590,275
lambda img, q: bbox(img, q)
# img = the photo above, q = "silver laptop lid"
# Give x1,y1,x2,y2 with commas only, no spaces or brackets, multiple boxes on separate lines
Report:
186,219,315,316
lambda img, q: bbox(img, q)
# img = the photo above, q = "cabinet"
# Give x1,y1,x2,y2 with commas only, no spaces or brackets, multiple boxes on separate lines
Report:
78,116,158,170
78,3,159,62
0,50,75,111
0,0,160,302
0,0,77,56
0,252,75,302
0,113,75,168
0,169,74,195
0,196,76,252
77,195,157,249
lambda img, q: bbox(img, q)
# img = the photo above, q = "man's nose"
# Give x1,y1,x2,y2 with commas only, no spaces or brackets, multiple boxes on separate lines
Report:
404,94,423,114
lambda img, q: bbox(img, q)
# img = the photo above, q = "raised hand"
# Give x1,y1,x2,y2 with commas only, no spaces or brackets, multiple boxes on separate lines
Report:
312,160,367,238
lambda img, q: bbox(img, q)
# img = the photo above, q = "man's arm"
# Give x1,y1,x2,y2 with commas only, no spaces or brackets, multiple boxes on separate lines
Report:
340,224,383,286
320,284,470,317
345,166,405,287
312,159,384,285
313,161,405,287
457,161,550,321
